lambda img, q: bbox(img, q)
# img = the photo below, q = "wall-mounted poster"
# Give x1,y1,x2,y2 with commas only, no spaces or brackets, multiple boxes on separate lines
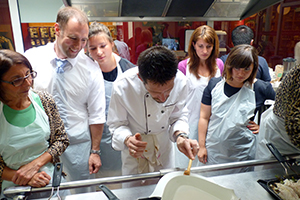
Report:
0,31,14,50
25,24,56,48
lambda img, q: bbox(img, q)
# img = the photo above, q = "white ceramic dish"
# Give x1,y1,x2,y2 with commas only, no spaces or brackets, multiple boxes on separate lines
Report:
150,172,239,200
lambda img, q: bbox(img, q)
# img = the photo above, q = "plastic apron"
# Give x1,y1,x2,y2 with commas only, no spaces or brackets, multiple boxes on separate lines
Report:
255,106,300,161
98,64,122,178
50,62,93,194
0,91,53,199
203,79,256,174
175,61,220,168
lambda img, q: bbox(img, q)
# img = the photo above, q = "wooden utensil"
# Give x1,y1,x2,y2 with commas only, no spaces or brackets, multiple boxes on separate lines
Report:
184,159,193,175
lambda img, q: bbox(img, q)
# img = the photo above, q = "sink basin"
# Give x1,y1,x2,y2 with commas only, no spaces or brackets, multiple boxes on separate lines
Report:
150,172,239,200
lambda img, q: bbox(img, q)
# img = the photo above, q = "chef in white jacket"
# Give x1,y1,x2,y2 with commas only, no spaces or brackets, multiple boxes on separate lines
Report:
107,46,199,180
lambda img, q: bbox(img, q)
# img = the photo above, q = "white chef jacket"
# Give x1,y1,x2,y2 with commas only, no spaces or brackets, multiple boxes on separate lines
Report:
175,59,221,168
24,42,106,193
107,67,190,175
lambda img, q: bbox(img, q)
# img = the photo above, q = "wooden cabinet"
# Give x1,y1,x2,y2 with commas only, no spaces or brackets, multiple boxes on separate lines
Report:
255,3,300,68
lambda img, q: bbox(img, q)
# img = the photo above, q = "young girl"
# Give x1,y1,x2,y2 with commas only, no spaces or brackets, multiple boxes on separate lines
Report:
88,22,135,179
197,44,258,174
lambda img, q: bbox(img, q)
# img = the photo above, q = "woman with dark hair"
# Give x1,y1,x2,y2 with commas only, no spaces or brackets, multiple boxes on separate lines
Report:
197,44,259,174
175,25,224,168
0,50,69,198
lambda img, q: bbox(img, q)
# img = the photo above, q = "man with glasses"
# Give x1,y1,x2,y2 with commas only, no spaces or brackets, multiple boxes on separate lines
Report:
24,7,106,194
107,46,199,187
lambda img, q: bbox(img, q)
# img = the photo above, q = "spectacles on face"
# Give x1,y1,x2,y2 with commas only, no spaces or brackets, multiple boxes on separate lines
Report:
1,71,37,87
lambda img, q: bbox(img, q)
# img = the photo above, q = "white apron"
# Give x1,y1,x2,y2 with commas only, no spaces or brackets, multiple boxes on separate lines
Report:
99,64,123,177
255,106,300,160
175,61,220,168
203,79,256,174
0,91,53,198
50,63,94,194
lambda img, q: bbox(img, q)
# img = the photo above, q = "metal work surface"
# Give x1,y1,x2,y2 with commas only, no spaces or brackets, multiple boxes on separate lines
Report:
208,167,284,200
105,166,286,200
30,166,286,200
4,157,300,200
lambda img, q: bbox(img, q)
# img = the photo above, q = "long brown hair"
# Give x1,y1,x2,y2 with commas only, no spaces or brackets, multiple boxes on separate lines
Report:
187,25,219,79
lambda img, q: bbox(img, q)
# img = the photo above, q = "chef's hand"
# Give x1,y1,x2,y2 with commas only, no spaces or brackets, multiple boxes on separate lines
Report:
89,153,102,174
27,171,51,188
247,121,259,134
125,133,147,158
197,147,208,164
12,160,40,186
177,137,199,160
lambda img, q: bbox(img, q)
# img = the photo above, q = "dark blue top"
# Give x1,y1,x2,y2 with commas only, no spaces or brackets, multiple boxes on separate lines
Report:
103,67,118,81
220,54,271,82
202,77,276,115
102,57,136,82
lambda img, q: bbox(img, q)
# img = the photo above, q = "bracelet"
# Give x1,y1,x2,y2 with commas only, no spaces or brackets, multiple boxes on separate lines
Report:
90,149,101,156
175,132,189,142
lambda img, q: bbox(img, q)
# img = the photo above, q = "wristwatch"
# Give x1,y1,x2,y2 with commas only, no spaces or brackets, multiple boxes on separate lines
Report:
90,149,101,156
175,132,189,141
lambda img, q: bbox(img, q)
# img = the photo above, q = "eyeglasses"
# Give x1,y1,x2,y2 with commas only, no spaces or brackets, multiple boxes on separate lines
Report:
1,71,37,87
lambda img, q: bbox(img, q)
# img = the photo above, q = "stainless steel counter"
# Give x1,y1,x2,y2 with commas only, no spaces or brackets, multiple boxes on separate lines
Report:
208,168,282,200
33,167,290,199
98,167,285,200
33,166,285,200
5,158,298,200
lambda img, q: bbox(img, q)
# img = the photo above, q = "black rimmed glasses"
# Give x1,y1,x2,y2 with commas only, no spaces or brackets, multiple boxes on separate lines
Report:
1,71,37,87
